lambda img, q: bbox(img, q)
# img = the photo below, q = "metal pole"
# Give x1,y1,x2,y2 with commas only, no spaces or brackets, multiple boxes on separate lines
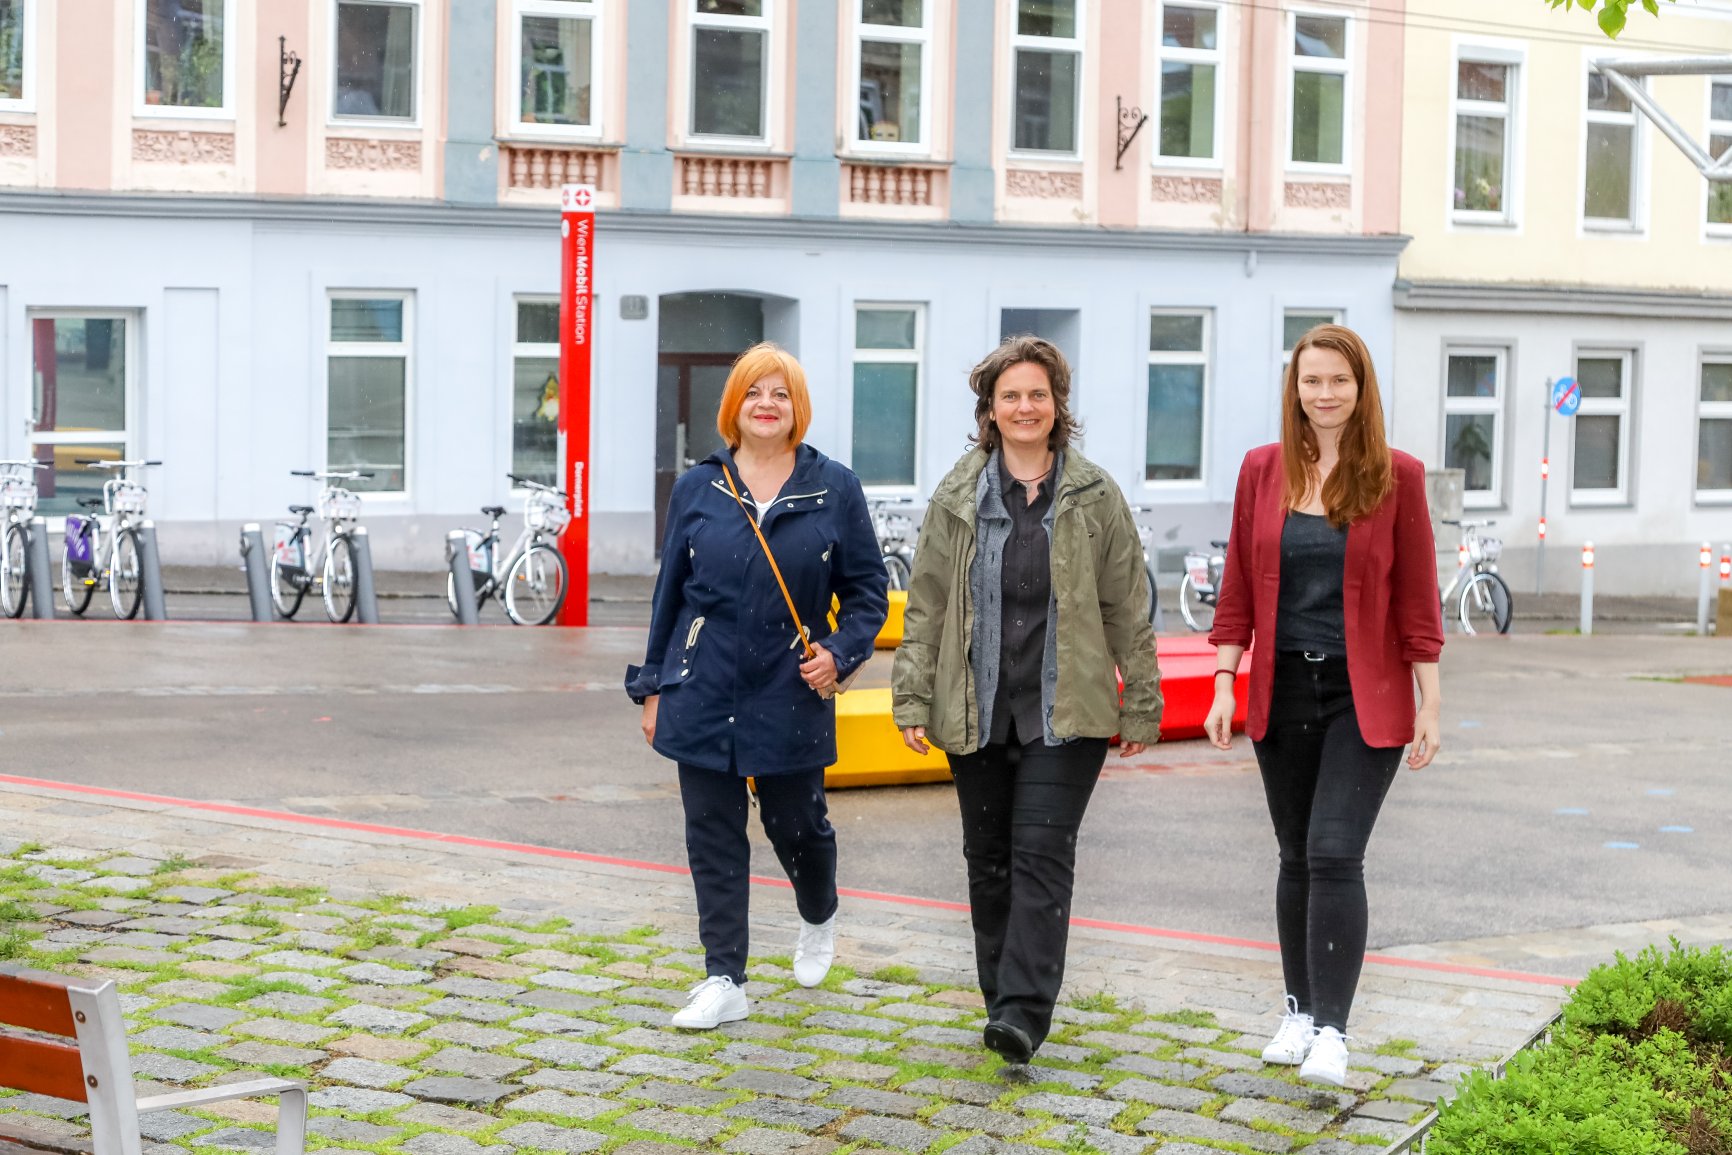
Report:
446,530,479,626
349,526,380,625
1700,542,1714,637
25,517,54,620
137,520,168,621
1580,541,1595,637
1537,379,1551,596
239,523,274,622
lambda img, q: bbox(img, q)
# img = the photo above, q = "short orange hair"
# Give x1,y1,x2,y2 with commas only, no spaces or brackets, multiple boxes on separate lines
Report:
716,342,812,450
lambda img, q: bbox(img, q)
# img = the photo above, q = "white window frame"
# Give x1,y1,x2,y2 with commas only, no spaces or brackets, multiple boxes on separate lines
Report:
851,0,932,156
510,0,603,140
1696,352,1732,503
1009,0,1084,159
1570,348,1633,506
1442,346,1507,508
1580,59,1645,233
851,302,925,493
329,0,423,128
326,291,414,498
688,0,772,145
1281,307,1342,374
24,310,139,531
1285,7,1351,174
1144,308,1211,488
509,295,560,495
1153,0,1224,168
133,0,236,119
0,0,36,113
1706,78,1732,238
1447,41,1523,229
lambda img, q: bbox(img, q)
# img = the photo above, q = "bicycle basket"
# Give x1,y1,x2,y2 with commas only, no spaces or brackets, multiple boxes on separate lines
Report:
526,497,571,535
112,483,147,515
318,487,362,521
273,523,306,569
0,479,34,512
1184,552,1214,589
459,529,492,577
1479,535,1503,563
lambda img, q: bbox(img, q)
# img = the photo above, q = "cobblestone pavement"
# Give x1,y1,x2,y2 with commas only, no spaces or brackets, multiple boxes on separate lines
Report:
0,783,1566,1155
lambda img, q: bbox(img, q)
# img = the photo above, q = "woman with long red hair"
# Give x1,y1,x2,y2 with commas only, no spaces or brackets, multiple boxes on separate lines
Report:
1204,324,1444,1086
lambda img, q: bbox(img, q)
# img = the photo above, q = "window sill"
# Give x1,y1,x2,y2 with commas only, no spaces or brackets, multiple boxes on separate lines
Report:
501,129,616,148
1582,221,1645,236
1450,215,1517,229
1693,491,1732,506
1152,157,1224,172
678,139,785,157
838,152,948,167
133,107,235,122
1007,152,1083,167
328,118,423,133
1567,494,1633,509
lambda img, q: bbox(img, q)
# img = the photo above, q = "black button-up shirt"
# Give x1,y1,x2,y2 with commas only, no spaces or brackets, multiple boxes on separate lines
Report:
991,456,1055,746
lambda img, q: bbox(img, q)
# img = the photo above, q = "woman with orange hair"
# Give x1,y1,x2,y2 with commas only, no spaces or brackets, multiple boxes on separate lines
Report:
1204,324,1444,1086
626,342,888,1030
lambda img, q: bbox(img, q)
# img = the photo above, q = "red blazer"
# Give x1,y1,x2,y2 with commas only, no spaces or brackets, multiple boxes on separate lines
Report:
1208,444,1444,748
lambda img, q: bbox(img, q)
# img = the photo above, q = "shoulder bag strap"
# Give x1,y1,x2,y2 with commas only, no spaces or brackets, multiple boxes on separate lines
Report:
720,465,817,662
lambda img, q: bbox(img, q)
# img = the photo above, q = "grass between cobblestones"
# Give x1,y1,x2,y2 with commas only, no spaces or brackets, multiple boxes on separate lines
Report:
0,842,1464,1155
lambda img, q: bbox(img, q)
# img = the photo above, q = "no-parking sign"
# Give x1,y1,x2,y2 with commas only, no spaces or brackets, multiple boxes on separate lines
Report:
1551,376,1582,417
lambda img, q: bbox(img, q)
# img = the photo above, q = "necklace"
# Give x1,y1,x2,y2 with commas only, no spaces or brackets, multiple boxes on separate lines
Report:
1008,455,1053,485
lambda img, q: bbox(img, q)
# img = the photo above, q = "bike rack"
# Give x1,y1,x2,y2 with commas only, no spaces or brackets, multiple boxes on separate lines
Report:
445,530,479,626
350,526,380,625
237,524,274,623
25,517,54,621
137,521,168,621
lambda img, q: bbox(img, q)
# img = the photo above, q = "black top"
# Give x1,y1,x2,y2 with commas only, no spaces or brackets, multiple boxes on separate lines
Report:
991,456,1055,746
1274,510,1349,657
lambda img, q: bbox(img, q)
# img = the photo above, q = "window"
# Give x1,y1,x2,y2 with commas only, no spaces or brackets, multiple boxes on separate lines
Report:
1571,351,1631,503
328,295,410,493
138,0,230,114
691,0,769,140
515,0,599,133
0,0,30,109
333,0,418,121
512,300,560,489
1156,3,1220,162
1146,312,1209,483
1584,68,1639,226
1710,81,1732,229
1282,309,1340,374
1452,55,1516,222
852,305,922,487
855,0,929,149
1289,11,1348,167
1698,359,1732,498
1012,0,1081,154
27,314,133,517
1443,349,1505,505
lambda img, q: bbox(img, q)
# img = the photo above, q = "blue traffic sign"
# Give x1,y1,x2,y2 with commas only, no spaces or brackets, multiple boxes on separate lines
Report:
1551,376,1582,417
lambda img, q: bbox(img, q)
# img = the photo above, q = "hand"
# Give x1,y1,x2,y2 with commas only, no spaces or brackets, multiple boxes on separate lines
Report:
1203,688,1235,751
1118,741,1147,759
1408,706,1441,770
800,644,839,696
640,697,658,746
901,726,930,755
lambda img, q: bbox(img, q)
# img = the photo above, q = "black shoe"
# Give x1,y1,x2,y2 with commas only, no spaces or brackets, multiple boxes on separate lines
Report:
983,1020,1034,1064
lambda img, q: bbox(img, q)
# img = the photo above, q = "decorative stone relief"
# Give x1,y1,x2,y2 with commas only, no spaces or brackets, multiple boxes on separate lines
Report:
131,129,236,164
1006,169,1082,199
0,124,35,156
325,138,422,171
1284,181,1351,209
1151,175,1223,204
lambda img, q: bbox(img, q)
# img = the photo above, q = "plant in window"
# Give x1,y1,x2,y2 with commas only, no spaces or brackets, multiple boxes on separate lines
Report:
1449,421,1491,475
183,33,223,107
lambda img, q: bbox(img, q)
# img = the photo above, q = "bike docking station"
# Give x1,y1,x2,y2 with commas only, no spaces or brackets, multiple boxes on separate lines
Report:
136,521,167,621
238,524,274,623
446,530,480,627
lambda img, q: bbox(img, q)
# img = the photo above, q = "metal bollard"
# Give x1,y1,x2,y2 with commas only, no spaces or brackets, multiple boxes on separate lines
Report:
350,526,380,625
137,520,168,621
238,523,274,622
1579,541,1595,636
25,517,54,620
1700,543,1715,637
446,530,478,626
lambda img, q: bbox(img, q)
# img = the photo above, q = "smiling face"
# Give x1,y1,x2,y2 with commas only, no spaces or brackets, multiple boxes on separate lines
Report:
992,361,1057,451
735,372,795,448
1295,345,1359,436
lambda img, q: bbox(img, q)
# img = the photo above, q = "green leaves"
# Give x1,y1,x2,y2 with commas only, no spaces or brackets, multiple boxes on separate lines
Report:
1542,0,1674,39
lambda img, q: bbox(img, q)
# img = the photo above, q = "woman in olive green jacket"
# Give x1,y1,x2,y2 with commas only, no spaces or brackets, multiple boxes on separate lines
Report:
891,335,1162,1066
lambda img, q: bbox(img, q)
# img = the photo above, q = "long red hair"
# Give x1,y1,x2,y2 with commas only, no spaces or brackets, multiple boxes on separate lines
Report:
1281,324,1393,528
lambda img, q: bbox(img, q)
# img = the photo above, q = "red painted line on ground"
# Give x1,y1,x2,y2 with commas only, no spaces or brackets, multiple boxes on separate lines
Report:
0,773,1572,988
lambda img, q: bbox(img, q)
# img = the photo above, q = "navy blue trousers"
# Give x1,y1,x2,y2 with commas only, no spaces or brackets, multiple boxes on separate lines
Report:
677,764,839,984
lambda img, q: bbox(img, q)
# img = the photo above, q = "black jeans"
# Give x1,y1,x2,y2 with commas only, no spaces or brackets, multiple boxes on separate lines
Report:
677,764,838,984
1251,653,1403,1032
948,726,1108,1049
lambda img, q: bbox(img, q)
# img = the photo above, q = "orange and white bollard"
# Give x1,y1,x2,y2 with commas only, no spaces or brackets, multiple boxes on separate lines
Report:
1580,541,1595,636
1700,544,1715,636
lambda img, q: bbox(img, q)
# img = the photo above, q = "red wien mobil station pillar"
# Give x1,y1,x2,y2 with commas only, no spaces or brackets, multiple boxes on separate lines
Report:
557,183,595,626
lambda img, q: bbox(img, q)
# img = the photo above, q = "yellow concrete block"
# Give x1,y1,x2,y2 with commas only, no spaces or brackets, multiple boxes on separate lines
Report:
825,686,951,789
876,590,907,650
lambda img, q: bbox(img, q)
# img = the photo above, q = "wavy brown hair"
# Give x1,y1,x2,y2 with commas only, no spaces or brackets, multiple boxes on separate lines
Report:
967,335,1082,454
1281,324,1393,528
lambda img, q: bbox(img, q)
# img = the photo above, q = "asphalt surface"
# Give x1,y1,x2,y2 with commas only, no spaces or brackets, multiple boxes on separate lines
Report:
3,606,1727,975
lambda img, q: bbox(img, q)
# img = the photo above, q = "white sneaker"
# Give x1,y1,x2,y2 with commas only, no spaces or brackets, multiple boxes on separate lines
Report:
1299,1025,1350,1086
670,975,749,1029
792,915,835,988
1260,995,1317,1066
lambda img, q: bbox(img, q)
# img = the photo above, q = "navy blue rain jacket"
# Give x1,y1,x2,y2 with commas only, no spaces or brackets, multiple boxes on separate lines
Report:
625,444,890,776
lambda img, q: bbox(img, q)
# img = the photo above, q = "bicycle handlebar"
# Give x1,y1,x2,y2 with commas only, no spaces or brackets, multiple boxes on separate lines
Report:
76,459,160,470
292,470,375,480
507,473,568,497
1442,518,1497,528
0,460,49,470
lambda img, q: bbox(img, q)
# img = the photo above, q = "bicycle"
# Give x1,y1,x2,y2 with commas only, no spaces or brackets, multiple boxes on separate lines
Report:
1178,538,1228,634
271,470,372,623
446,474,572,625
870,498,917,591
1129,506,1164,626
61,459,162,620
0,460,48,618
1440,518,1513,635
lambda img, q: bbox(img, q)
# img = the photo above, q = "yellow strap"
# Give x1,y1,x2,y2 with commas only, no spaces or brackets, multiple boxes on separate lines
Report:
721,465,817,661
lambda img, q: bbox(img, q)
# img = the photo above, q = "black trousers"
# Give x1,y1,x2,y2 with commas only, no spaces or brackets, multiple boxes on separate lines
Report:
1251,653,1403,1031
948,726,1108,1049
677,764,838,985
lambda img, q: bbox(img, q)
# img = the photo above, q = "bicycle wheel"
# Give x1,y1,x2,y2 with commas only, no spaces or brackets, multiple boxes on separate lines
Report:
1178,573,1215,633
2,523,28,618
1458,571,1513,636
109,528,143,620
504,543,568,625
323,534,358,623
883,554,911,592
270,538,308,620
62,530,96,616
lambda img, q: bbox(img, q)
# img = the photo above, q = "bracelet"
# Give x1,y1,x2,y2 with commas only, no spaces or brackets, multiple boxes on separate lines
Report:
1213,668,1236,680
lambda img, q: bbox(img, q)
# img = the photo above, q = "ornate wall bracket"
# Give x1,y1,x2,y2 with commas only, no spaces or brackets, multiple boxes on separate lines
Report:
278,37,303,127
1115,96,1148,171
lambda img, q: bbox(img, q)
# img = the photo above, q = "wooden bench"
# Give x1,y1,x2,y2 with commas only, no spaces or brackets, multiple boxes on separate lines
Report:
0,969,306,1155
